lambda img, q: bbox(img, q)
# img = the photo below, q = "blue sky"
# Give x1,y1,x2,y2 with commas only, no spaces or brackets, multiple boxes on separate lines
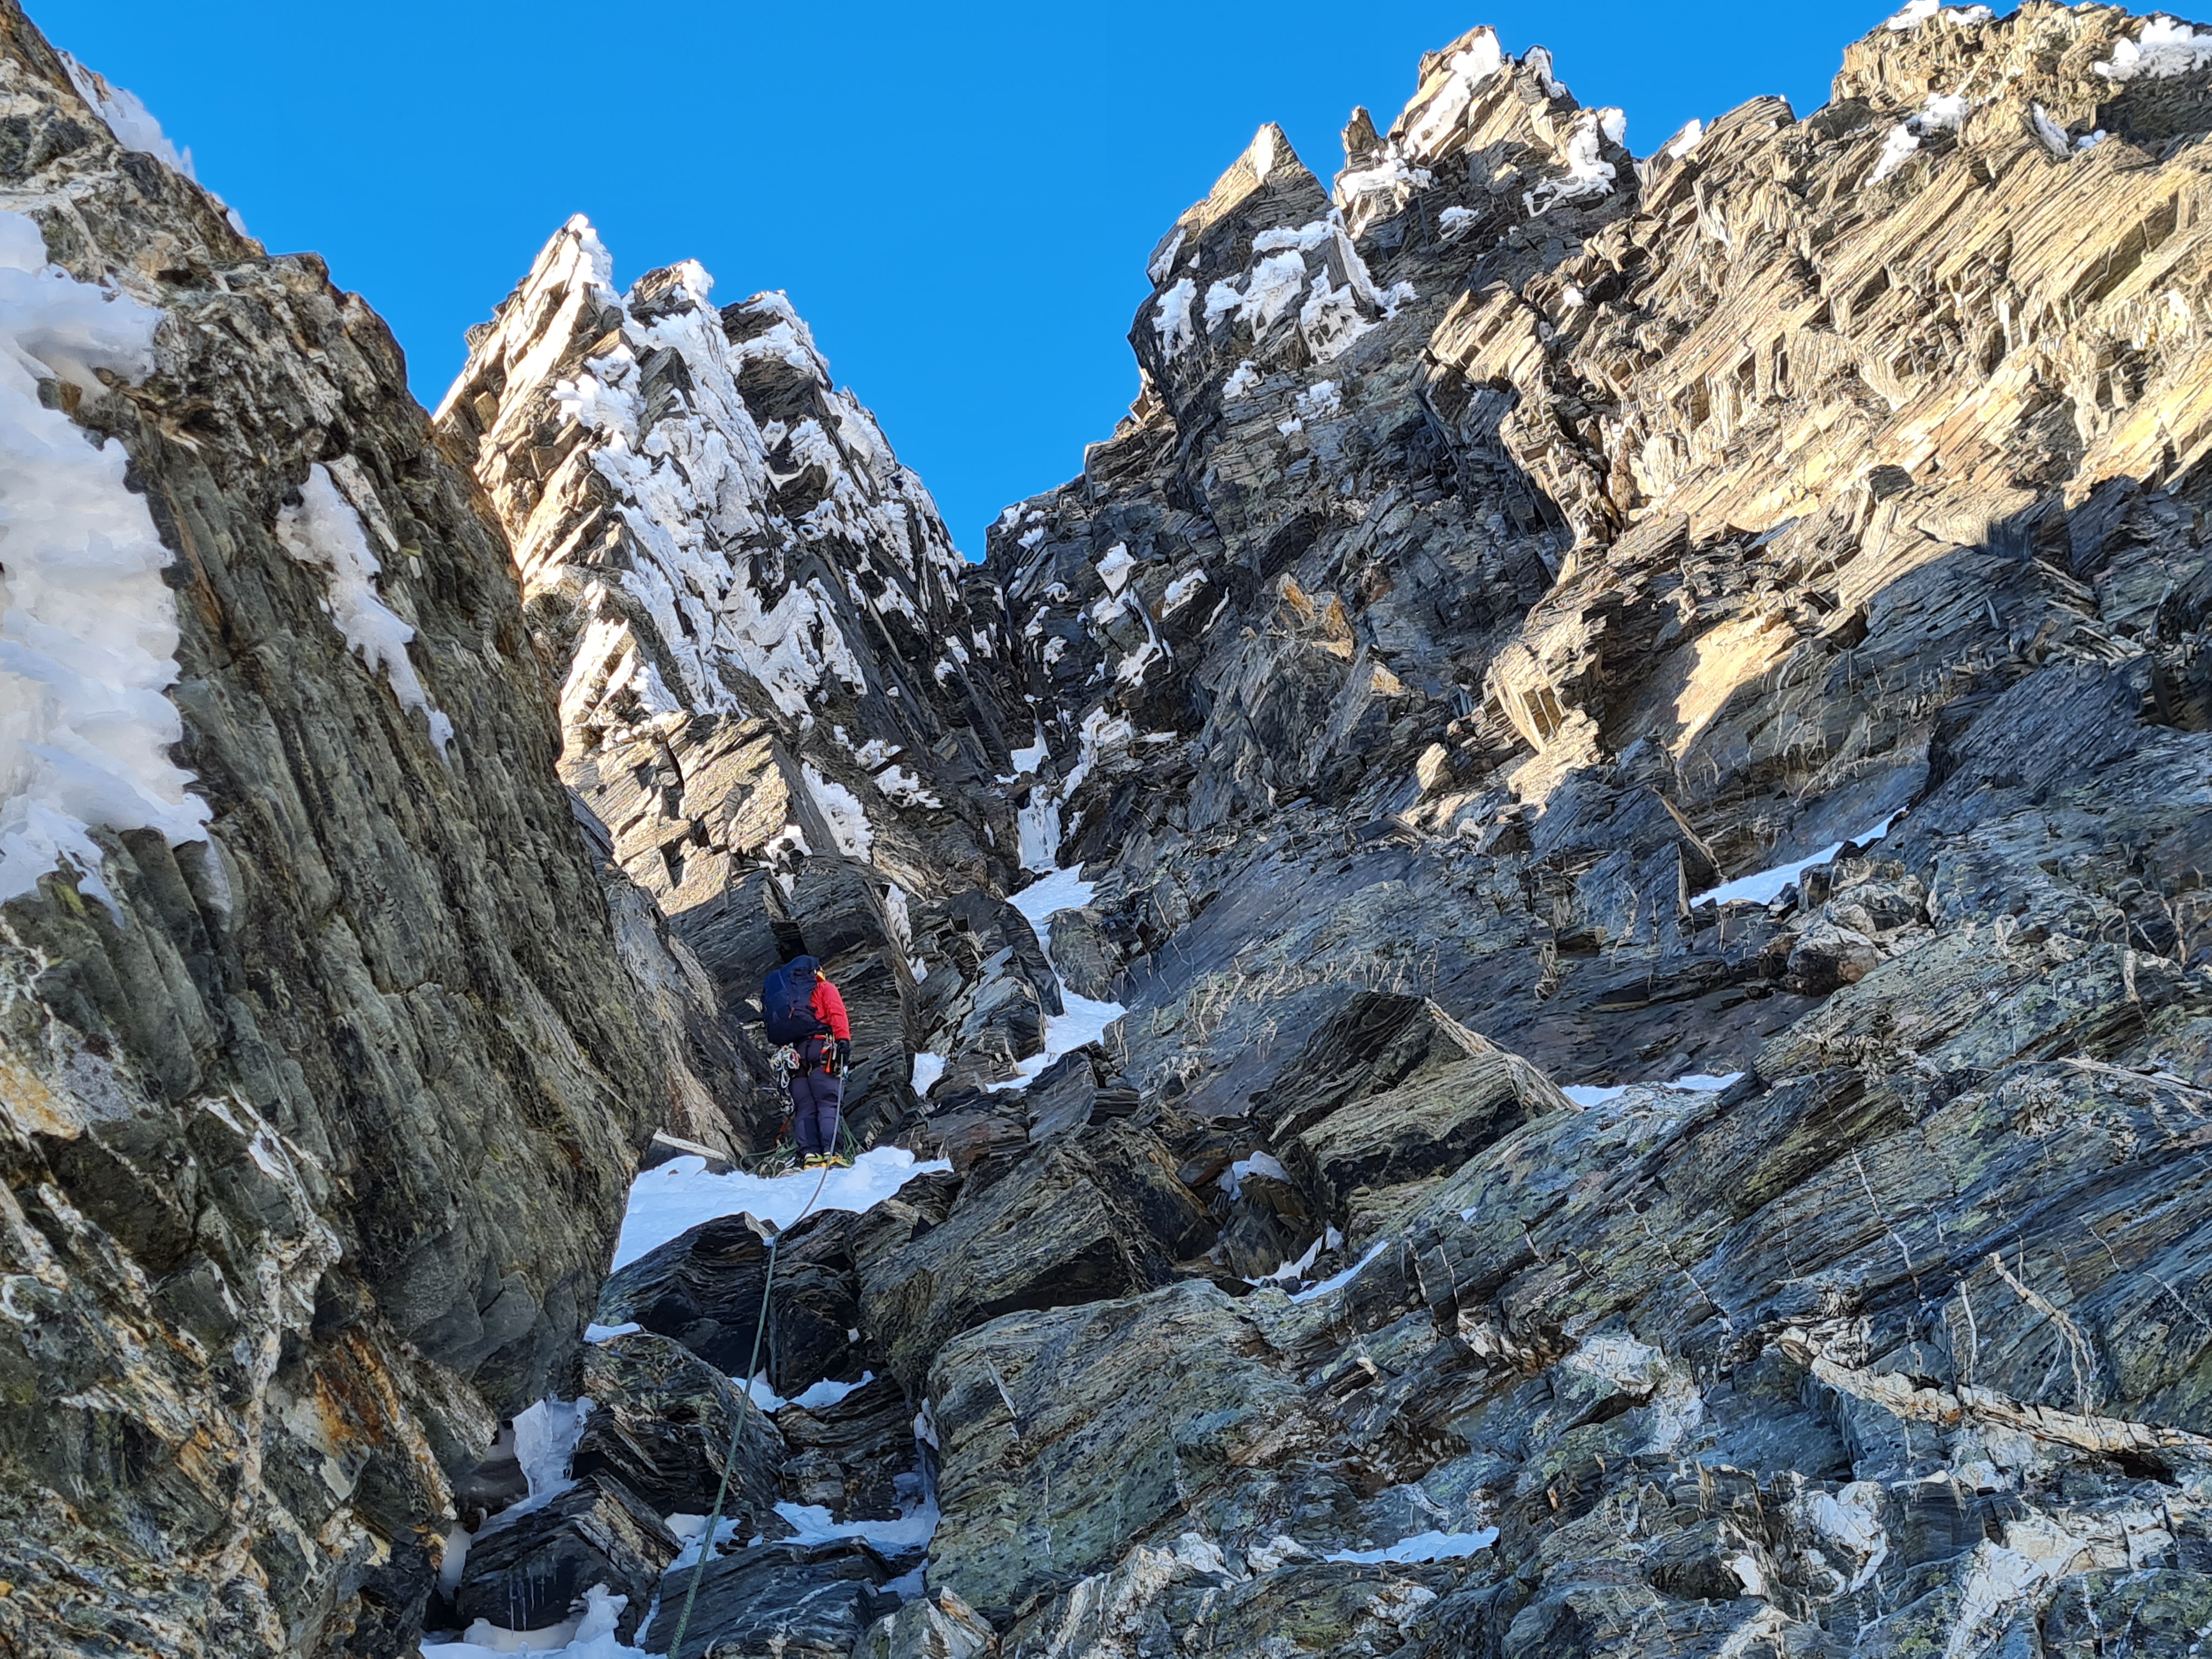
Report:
38,1,1895,556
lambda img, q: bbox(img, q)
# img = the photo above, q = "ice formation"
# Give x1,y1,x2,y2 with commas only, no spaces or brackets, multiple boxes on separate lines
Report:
0,210,210,910
276,464,455,754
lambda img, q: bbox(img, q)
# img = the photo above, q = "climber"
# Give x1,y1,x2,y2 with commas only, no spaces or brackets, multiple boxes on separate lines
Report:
762,942,853,1167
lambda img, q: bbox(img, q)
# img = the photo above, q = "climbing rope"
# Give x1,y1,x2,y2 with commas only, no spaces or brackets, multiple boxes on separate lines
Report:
662,1152,836,1659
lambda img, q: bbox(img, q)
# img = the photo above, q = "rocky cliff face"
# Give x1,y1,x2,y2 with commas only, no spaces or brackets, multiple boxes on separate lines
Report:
14,2,2212,1657
0,7,744,1655
893,4,2212,1653
437,224,1033,1143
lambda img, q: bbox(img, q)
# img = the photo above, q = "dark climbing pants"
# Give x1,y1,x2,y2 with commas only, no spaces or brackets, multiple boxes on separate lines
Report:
790,1066,843,1155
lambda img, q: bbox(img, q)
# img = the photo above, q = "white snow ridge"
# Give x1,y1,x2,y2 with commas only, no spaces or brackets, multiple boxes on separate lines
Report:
0,211,209,911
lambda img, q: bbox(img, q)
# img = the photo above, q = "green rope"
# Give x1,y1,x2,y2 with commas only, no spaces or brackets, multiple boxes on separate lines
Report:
662,1155,834,1659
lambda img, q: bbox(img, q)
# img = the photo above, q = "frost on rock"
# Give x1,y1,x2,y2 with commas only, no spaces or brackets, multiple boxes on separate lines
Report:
2095,16,2212,81
441,218,969,753
1865,93,1969,186
0,211,211,910
1523,111,1622,216
1153,277,1198,359
277,464,454,754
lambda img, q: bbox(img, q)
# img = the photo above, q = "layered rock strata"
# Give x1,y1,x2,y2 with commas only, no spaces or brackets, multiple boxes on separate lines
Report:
437,225,1035,1138
16,2,2212,1658
0,7,750,1654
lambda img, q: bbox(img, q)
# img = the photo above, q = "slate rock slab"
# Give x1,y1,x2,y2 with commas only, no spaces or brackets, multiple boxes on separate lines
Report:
644,1541,895,1659
862,1122,1215,1391
573,1332,785,1518
927,1281,1303,1618
595,1211,859,1392
453,1473,679,1640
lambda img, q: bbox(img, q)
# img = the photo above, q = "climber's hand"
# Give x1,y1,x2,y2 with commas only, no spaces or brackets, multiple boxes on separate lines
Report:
834,1038,851,1076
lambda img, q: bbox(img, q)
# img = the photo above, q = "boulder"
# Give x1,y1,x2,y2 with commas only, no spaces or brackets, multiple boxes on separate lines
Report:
644,1541,896,1659
452,1473,679,1641
572,1333,785,1518
862,1123,1215,1391
1024,1049,1100,1142
595,1210,860,1393
1250,994,1508,1143
855,1587,998,1659
927,1282,1303,1618
1280,1043,1571,1224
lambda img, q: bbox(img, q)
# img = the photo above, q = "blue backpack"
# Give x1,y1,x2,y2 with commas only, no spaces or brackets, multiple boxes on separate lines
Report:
763,956,825,1044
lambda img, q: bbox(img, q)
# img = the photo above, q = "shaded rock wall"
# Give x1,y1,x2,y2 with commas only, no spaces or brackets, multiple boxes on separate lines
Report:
0,7,735,1654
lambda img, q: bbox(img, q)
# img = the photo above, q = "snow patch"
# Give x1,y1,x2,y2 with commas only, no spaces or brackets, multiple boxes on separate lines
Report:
1883,0,1992,29
612,1147,950,1271
0,217,212,912
59,55,196,180
771,1494,939,1554
278,464,454,754
421,1583,637,1659
1160,569,1209,615
911,1050,946,1098
1402,31,1505,159
2095,14,2212,79
1153,278,1199,359
1008,864,1097,949
1096,542,1136,594
1217,1151,1288,1198
800,763,873,859
1524,111,1620,215
1692,810,1904,907
873,764,941,809
1324,1529,1498,1565
1290,1240,1388,1303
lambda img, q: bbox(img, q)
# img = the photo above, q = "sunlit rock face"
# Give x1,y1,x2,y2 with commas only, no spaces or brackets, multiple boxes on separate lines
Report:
439,219,1036,1144
0,7,727,1656
14,2,2212,1657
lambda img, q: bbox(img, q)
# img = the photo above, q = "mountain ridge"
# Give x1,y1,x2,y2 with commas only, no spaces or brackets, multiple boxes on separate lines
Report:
1,1,2210,1655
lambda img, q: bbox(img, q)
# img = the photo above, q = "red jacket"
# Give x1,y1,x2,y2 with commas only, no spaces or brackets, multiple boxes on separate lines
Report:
810,977,851,1042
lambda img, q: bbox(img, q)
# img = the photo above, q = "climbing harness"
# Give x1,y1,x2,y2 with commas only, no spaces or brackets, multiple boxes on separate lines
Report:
663,1153,837,1659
